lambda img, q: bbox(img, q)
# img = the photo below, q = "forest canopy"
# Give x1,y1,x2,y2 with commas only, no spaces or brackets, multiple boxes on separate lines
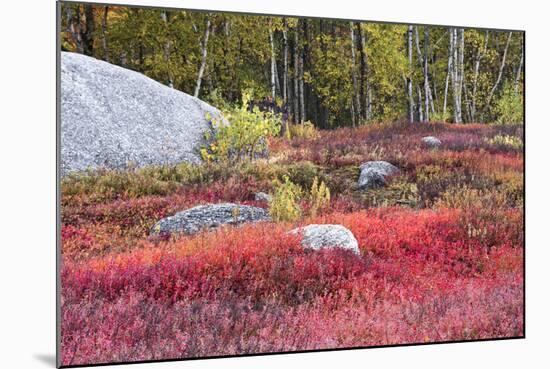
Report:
60,3,524,127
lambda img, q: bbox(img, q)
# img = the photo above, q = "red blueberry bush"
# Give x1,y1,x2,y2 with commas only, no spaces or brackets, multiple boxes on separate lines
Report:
60,122,523,366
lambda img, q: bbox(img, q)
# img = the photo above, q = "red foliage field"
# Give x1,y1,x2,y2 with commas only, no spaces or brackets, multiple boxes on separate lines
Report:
60,123,524,366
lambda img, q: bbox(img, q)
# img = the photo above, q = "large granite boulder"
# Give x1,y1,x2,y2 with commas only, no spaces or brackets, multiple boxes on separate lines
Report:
290,224,360,255
422,136,442,148
60,52,225,176
357,161,400,190
150,203,271,236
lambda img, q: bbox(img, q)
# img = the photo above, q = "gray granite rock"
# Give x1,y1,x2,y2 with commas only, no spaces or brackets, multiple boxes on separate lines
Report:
61,52,225,176
290,224,360,254
151,203,271,236
357,161,400,190
422,136,442,148
254,192,272,202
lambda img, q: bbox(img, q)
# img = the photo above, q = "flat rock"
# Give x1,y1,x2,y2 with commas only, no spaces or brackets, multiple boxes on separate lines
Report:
357,161,400,190
422,136,442,148
151,203,271,236
61,52,225,176
290,224,360,254
254,192,272,202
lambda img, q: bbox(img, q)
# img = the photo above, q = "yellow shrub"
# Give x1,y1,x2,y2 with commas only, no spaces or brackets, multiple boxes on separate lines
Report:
288,121,319,140
308,177,331,218
269,176,303,222
485,134,523,150
435,185,507,209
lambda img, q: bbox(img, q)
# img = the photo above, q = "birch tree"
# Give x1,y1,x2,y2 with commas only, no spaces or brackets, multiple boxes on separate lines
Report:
269,28,277,99
282,18,289,104
443,30,452,119
450,28,465,123
514,36,524,94
61,5,524,126
194,17,211,97
482,32,512,117
160,10,174,88
423,27,430,122
414,27,435,117
407,26,414,122
66,4,95,56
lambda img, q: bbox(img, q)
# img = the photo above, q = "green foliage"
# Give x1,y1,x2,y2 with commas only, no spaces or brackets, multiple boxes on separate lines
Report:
61,4,524,127
201,91,282,163
429,110,452,123
364,24,408,122
308,177,330,218
284,161,322,190
269,175,303,222
495,83,523,125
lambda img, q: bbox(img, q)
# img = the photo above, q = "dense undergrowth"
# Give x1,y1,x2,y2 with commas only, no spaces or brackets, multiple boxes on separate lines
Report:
60,122,524,366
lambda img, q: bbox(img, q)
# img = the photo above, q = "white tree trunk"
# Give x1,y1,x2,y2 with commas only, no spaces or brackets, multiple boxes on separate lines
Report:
282,18,288,104
194,18,211,98
450,28,463,123
407,26,414,122
514,37,524,94
423,27,430,122
482,32,512,116
443,30,452,119
414,27,435,116
161,10,174,88
299,47,305,123
417,85,424,123
269,29,276,99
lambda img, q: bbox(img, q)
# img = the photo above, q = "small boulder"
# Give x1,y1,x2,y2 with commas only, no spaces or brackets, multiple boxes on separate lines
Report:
290,224,360,255
254,192,272,202
357,161,400,190
422,136,442,148
151,203,271,236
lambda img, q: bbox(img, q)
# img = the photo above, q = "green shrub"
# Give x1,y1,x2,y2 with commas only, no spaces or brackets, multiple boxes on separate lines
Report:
269,175,302,222
429,110,452,123
204,88,231,111
284,161,322,190
308,177,331,218
495,83,523,125
202,90,281,163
